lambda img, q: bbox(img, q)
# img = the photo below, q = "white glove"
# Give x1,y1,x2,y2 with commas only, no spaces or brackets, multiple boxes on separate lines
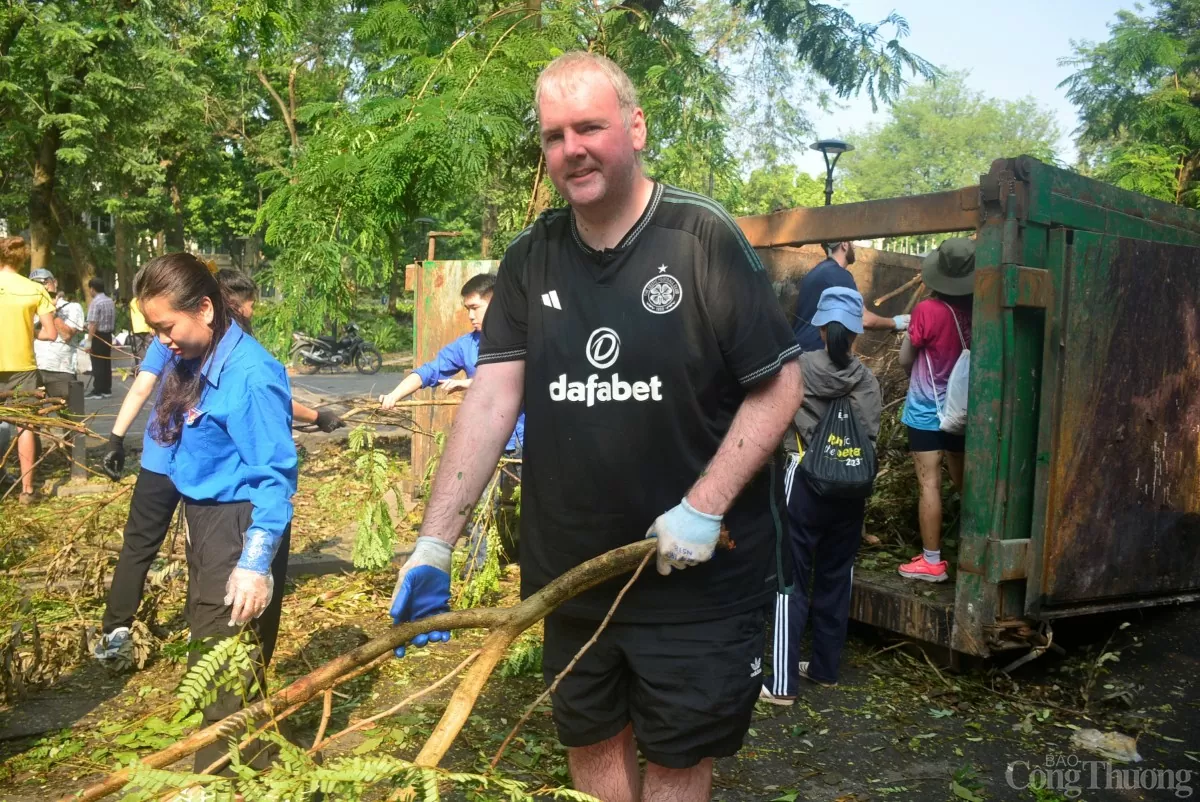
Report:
645,498,723,576
225,568,274,626
892,314,911,332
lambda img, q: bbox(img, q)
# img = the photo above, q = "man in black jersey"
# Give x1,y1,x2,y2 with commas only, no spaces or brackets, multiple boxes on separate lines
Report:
388,51,803,801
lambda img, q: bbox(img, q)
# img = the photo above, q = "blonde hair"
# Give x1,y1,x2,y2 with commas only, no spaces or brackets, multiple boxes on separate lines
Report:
535,51,640,129
0,236,28,269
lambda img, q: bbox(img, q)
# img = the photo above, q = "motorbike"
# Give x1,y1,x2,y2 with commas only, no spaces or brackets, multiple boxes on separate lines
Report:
291,323,383,375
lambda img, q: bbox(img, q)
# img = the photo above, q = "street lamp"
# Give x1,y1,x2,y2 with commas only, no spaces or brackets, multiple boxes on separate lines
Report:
810,138,854,206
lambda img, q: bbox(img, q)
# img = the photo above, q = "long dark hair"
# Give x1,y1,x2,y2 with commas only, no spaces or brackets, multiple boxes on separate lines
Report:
825,321,856,369
135,253,238,446
216,268,257,333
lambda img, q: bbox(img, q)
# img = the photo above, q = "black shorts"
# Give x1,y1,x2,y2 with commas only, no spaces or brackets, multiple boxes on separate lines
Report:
542,607,766,769
907,425,965,454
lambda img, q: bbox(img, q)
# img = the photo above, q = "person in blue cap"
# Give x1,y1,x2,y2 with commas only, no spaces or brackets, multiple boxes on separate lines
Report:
761,286,881,703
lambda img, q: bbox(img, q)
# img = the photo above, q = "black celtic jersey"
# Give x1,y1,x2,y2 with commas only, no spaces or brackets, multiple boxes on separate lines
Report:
479,182,800,622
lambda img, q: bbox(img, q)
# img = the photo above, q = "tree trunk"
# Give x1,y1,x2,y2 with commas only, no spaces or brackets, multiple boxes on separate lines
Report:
51,197,99,293
386,229,405,314
114,217,135,300
480,199,498,259
245,230,264,273
29,125,61,270
154,231,166,256
165,166,185,251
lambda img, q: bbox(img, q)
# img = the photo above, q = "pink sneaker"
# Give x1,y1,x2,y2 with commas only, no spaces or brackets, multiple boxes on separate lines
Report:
898,554,948,582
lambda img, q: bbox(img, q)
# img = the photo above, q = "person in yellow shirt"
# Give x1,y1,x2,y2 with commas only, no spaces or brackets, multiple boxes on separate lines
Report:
128,296,152,370
0,237,59,503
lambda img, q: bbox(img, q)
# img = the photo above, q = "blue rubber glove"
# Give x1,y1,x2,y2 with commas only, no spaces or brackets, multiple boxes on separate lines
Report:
389,537,452,657
892,314,911,332
645,497,723,576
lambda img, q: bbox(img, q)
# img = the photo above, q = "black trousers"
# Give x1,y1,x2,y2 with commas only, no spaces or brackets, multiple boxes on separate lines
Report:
91,332,113,394
102,469,181,633
767,454,865,694
184,500,290,773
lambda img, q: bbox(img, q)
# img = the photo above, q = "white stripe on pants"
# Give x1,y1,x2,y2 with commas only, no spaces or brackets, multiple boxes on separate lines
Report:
772,453,800,696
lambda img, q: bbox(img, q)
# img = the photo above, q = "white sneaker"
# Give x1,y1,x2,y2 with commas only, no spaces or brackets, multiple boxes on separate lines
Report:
798,661,837,687
92,626,131,660
758,685,796,706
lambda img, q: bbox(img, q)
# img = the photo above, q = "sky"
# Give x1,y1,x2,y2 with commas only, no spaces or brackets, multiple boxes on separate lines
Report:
793,0,1135,177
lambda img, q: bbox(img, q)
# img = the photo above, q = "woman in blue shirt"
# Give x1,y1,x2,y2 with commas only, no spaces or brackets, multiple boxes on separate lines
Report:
135,252,298,771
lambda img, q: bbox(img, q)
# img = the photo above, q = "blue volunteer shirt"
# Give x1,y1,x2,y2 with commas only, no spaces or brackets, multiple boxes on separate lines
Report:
413,331,524,451
162,322,298,575
137,339,174,475
792,258,859,352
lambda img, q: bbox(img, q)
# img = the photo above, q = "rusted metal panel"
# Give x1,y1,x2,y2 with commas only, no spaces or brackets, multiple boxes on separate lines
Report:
985,537,1030,583
849,567,957,651
1008,156,1200,243
737,186,981,248
1001,266,1052,309
1030,233,1200,611
408,260,500,501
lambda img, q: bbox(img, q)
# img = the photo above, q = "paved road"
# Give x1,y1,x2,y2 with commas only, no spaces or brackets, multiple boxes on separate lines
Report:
80,355,405,444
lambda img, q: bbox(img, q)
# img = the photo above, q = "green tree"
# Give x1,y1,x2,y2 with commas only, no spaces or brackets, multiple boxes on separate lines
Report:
1060,0,1200,207
257,0,937,341
0,2,195,272
734,164,825,215
839,71,1059,201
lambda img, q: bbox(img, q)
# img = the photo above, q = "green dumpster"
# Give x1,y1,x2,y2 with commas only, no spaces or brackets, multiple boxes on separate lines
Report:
739,156,1200,658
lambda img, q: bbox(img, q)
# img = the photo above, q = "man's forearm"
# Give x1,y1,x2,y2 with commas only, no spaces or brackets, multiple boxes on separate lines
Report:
863,309,897,331
53,317,76,340
686,360,803,516
418,372,523,545
36,313,58,341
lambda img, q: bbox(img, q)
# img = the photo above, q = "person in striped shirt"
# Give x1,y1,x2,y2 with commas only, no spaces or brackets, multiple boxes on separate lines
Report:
85,277,117,399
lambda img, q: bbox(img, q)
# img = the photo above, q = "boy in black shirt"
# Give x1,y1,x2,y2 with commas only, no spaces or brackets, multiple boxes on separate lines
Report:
389,52,803,801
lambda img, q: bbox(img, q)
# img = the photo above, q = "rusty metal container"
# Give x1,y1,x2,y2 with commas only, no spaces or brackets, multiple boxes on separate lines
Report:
739,156,1200,657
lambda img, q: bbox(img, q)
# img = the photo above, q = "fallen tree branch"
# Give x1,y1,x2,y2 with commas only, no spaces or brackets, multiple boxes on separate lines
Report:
67,539,657,801
312,649,481,756
873,274,923,307
491,550,653,768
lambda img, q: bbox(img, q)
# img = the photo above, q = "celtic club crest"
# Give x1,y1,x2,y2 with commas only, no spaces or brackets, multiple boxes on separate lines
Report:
641,269,682,314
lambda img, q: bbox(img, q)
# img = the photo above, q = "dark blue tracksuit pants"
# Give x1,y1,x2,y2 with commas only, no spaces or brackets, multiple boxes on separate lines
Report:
768,453,866,694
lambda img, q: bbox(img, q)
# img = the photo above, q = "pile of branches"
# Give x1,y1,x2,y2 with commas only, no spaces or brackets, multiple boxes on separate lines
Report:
66,541,657,802
0,389,86,435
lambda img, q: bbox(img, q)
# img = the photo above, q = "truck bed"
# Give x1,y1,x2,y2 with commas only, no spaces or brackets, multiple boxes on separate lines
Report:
850,557,956,648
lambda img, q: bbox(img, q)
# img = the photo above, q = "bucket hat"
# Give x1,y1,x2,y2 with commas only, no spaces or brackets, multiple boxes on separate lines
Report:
921,237,976,296
811,286,864,334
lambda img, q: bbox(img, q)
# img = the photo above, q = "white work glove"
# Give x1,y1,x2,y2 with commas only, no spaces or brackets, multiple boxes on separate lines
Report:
225,568,274,627
892,314,911,332
645,498,723,576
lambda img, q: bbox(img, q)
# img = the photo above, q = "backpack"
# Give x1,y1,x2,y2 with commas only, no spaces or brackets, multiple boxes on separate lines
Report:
798,396,878,499
924,301,970,435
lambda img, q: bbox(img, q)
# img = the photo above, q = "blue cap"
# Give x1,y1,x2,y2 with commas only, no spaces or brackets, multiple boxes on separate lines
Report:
811,286,864,334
